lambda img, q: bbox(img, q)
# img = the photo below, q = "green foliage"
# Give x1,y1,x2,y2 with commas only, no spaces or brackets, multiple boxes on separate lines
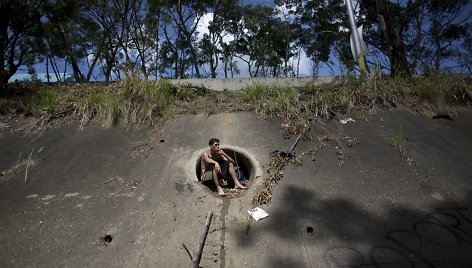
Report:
85,90,120,127
387,126,416,165
243,73,470,124
119,77,177,124
36,87,70,112
0,0,43,87
1,75,470,130
0,98,15,111
243,83,300,116
415,75,472,108
77,77,183,127
0,86,71,114
388,127,406,151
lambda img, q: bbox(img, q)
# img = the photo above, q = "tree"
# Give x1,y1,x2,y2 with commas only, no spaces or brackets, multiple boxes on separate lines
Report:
235,4,293,77
296,0,355,74
457,23,472,76
156,0,212,78
197,0,241,78
422,0,470,72
0,0,44,89
42,0,102,82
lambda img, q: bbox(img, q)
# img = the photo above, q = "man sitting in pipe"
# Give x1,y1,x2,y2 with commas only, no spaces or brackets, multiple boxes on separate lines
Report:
200,138,247,196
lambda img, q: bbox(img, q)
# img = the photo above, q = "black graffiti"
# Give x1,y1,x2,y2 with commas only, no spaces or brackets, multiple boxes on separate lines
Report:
324,207,472,267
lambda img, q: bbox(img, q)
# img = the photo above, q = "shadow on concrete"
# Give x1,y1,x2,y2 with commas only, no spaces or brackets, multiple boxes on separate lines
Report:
237,185,472,267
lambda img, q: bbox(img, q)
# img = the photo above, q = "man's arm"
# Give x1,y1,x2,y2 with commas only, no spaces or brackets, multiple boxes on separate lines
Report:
219,150,235,164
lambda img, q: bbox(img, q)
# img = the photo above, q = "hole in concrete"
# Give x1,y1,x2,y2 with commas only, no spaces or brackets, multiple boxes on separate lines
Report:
307,226,314,236
160,139,165,143
195,147,255,196
103,234,113,243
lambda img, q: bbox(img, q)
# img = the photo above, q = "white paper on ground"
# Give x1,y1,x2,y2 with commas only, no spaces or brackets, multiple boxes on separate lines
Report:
248,207,269,221
340,118,356,124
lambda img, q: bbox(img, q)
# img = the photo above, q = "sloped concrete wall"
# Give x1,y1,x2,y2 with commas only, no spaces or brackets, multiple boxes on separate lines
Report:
166,76,337,91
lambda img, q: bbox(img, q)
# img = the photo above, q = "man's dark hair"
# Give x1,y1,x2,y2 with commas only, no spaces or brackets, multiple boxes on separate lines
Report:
209,138,219,145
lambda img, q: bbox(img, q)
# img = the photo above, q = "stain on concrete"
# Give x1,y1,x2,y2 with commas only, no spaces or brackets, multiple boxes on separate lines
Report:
175,182,194,193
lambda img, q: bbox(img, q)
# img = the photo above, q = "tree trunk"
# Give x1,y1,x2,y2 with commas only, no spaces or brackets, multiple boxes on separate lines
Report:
375,0,411,76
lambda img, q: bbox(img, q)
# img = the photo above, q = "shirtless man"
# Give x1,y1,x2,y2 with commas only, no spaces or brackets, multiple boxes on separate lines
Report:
201,138,247,196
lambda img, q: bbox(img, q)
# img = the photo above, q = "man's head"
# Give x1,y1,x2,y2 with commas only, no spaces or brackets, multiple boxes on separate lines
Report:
208,138,220,152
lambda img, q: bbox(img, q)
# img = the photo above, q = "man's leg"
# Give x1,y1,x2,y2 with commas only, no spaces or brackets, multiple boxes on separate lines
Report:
228,162,247,189
212,169,226,196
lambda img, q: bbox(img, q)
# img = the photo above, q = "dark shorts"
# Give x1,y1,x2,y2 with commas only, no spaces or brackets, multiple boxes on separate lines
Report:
206,160,232,180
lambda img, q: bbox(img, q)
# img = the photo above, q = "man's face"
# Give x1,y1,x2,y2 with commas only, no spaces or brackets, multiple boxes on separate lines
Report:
210,142,220,152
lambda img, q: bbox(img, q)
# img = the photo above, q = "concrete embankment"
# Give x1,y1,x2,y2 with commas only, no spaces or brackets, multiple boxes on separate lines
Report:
167,76,337,91
1,109,472,267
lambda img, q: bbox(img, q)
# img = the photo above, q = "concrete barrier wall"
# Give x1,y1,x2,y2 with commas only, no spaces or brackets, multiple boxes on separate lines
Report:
166,76,337,91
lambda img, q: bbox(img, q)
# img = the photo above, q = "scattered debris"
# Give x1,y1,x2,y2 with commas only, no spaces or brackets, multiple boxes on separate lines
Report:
336,146,345,167
248,207,269,221
252,155,291,206
131,140,153,159
103,176,125,184
125,180,144,191
253,133,360,207
1,152,35,184
346,137,360,147
222,180,251,198
105,177,144,197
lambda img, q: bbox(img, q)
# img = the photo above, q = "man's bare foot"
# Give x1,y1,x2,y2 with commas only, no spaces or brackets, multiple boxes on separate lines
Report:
235,184,247,190
217,186,226,196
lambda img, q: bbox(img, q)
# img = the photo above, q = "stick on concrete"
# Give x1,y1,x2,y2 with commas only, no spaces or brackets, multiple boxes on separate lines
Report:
193,211,213,268
24,148,34,184
182,243,193,261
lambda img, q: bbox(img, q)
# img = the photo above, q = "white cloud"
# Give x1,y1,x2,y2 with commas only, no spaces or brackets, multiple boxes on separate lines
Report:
196,13,213,40
194,12,313,78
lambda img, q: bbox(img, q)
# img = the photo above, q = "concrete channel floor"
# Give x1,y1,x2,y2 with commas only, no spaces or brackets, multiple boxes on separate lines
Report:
0,109,471,267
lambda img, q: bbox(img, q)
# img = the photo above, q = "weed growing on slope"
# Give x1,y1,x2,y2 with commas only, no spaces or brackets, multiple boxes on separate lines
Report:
243,83,300,117
85,90,120,127
118,77,177,125
388,127,416,166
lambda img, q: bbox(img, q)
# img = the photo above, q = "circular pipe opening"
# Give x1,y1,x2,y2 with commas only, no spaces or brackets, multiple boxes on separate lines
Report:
195,147,255,181
194,147,259,196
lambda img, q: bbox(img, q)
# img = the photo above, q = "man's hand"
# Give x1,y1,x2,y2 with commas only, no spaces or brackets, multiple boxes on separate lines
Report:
214,162,221,173
216,149,228,161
